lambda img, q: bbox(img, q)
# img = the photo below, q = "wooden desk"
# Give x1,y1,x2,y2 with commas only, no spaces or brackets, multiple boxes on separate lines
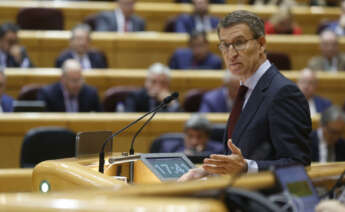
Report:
16,31,345,69
5,69,345,106
0,1,339,34
0,169,32,192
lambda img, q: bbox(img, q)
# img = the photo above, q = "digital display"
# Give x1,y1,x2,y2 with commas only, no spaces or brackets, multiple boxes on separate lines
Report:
146,157,192,179
286,181,313,197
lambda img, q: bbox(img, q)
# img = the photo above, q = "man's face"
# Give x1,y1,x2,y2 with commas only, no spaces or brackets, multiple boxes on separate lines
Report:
62,69,83,97
71,30,90,55
297,72,317,100
145,74,169,98
184,128,208,151
193,0,208,16
190,35,209,61
320,32,338,59
0,31,18,53
323,119,345,145
118,0,135,19
218,23,265,81
0,74,6,97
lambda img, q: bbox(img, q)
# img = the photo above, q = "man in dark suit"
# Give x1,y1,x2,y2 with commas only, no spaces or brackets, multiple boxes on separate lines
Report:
175,0,219,34
125,63,181,112
94,0,145,32
55,24,108,69
0,23,33,68
169,31,222,70
0,71,13,112
310,105,345,162
153,114,224,155
180,10,311,181
199,71,239,112
38,59,102,112
297,68,332,116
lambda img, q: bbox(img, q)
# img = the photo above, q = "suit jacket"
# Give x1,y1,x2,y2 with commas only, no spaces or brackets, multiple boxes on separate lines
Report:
308,54,345,71
169,48,222,70
1,48,34,68
175,14,219,34
37,82,102,112
313,95,331,113
176,0,225,3
1,94,14,112
55,49,108,68
199,87,229,113
94,11,146,32
224,65,312,171
310,130,345,162
125,88,181,112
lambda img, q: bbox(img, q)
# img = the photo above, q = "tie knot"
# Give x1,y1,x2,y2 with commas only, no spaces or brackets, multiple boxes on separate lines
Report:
238,85,248,98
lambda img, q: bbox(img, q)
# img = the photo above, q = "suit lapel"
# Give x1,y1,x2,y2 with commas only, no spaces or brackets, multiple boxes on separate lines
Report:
232,66,278,145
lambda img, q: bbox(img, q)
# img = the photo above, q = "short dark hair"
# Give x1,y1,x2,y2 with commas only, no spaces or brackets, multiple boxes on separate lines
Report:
0,23,19,39
189,30,208,44
184,114,212,136
217,10,265,39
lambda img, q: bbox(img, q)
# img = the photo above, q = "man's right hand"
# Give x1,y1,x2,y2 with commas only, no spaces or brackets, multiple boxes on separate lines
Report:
177,167,209,182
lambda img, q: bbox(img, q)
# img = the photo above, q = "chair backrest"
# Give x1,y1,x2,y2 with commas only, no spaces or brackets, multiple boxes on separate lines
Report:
16,8,64,30
20,127,76,168
149,133,184,153
164,16,177,32
102,86,138,112
267,51,291,71
83,14,99,31
75,131,112,157
17,84,42,101
182,89,206,112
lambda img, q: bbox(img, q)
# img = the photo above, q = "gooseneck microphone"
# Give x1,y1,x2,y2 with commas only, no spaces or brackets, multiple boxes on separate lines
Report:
98,92,179,173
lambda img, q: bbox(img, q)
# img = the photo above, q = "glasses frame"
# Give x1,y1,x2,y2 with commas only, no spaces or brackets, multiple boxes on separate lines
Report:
218,38,256,53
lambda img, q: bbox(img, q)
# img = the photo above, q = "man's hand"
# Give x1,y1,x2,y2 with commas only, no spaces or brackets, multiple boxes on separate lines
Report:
202,139,248,175
177,167,209,182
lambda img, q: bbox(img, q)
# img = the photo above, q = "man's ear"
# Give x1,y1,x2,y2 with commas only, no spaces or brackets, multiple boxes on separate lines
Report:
258,36,266,53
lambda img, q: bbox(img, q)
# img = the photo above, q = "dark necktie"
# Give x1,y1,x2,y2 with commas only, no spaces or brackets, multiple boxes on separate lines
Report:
227,85,248,139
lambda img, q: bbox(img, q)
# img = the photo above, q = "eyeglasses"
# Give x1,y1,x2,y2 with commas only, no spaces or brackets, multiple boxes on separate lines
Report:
218,38,256,53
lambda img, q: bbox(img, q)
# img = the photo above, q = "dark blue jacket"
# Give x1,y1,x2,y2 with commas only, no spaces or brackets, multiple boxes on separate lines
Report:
199,87,229,113
55,49,108,69
175,14,219,34
1,94,13,112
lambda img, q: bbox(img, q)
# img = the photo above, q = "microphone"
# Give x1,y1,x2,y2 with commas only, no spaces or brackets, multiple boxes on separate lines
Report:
98,92,179,173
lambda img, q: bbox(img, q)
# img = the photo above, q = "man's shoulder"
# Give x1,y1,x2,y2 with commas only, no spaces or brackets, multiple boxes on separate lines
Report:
176,14,193,22
204,87,223,99
57,49,73,58
1,94,14,102
173,48,193,57
97,11,114,19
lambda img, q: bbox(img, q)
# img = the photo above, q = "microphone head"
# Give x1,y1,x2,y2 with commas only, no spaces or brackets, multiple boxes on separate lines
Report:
163,92,179,104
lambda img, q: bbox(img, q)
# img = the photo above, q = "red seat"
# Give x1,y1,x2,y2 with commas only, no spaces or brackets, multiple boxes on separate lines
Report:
17,84,42,101
102,86,138,112
267,51,291,71
16,8,64,30
182,89,206,112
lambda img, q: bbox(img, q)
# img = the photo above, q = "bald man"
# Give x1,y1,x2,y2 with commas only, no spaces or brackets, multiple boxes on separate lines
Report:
297,68,331,116
37,59,102,112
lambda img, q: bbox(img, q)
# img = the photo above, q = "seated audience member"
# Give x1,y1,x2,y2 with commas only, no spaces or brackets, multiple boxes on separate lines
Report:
94,0,145,32
264,6,302,35
308,30,345,72
310,105,345,162
169,31,222,70
324,1,345,36
0,71,13,112
199,71,239,112
155,114,224,155
175,0,225,3
0,23,33,68
38,59,102,112
55,24,108,69
175,0,219,34
297,69,331,116
125,63,181,112
249,0,296,6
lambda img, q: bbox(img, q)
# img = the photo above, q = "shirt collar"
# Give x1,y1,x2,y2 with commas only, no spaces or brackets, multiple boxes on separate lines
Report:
242,60,271,90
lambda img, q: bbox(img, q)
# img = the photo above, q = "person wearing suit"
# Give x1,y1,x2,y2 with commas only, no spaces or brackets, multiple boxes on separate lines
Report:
308,30,345,72
199,71,239,112
310,106,345,162
169,31,222,70
94,0,145,32
180,10,311,181
55,24,108,69
38,59,102,112
0,23,33,68
175,0,219,34
297,68,332,117
153,114,224,155
125,63,181,112
0,71,13,112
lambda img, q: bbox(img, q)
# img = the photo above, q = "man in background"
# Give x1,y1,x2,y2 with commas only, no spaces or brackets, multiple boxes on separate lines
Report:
199,71,239,112
0,71,13,112
55,24,108,69
297,68,331,116
310,105,345,162
38,59,102,112
0,23,33,68
94,0,146,32
169,31,222,70
125,63,181,112
308,30,345,72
